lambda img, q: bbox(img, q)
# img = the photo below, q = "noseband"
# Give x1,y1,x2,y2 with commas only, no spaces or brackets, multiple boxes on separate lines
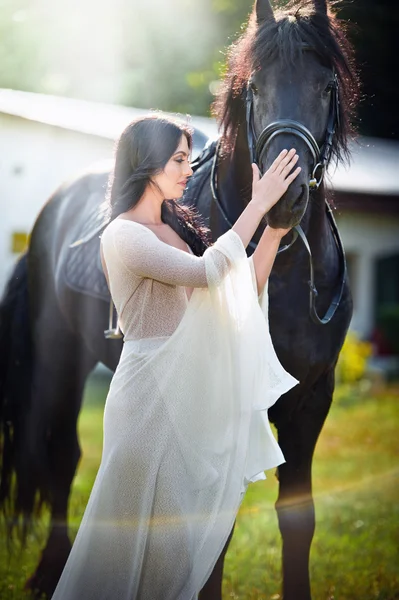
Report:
245,72,340,189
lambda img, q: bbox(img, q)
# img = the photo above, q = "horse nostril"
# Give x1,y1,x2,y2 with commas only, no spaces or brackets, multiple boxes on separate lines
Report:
295,184,306,205
288,184,308,217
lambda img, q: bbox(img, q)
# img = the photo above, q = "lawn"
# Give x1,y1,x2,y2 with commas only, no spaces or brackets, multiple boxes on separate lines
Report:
1,374,398,600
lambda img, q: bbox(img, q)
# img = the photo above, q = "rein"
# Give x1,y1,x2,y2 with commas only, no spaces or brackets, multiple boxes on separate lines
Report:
295,204,347,325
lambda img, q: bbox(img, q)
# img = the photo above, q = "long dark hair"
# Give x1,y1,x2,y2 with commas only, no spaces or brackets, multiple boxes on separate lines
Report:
107,115,211,256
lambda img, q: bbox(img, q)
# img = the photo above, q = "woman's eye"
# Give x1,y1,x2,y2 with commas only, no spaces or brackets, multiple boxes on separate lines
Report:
175,158,184,163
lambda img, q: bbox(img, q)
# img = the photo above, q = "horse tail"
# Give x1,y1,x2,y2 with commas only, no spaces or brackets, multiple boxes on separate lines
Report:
0,253,37,545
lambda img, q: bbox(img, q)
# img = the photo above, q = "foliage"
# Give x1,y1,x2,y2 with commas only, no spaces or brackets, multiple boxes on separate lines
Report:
336,331,373,384
0,0,46,92
339,0,399,140
118,0,252,116
0,0,398,138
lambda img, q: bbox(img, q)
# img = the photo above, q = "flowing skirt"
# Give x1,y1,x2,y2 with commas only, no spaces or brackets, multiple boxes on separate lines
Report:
51,231,298,600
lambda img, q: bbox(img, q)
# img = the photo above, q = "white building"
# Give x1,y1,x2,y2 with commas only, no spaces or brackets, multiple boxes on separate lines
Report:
329,139,399,339
1,89,398,342
0,89,213,290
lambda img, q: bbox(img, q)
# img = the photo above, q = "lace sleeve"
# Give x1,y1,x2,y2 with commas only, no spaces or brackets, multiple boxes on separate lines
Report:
110,221,236,288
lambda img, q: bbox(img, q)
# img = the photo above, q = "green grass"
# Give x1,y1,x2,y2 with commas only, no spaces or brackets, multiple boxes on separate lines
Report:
1,376,398,599
223,385,399,600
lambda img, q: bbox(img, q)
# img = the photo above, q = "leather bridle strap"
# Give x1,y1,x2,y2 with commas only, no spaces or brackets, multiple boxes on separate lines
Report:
211,67,345,325
245,72,339,189
210,141,347,325
256,120,320,167
295,202,347,325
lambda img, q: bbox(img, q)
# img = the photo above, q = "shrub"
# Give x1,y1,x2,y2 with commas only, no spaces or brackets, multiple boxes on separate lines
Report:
336,331,372,384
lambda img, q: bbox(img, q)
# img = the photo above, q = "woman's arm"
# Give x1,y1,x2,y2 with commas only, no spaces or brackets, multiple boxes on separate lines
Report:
251,227,287,296
106,149,300,289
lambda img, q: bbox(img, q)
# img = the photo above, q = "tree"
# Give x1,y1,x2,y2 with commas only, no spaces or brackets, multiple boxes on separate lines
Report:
0,0,46,92
119,0,252,116
338,0,399,139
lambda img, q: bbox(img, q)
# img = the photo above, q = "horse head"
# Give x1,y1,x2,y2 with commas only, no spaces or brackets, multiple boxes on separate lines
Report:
215,0,358,230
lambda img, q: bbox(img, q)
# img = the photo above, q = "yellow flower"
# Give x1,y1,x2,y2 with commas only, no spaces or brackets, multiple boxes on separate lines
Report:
336,332,373,383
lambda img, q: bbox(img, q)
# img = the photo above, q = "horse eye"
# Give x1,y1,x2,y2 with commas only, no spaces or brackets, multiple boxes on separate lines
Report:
324,81,334,94
250,81,259,95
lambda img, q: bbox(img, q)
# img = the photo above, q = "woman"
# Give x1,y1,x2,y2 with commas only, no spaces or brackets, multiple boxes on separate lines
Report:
51,115,300,600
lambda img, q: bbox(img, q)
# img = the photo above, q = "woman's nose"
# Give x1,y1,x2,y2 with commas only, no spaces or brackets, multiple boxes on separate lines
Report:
184,162,193,177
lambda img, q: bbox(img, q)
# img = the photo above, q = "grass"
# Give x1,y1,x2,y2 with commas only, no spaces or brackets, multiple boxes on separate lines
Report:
223,384,399,600
1,374,398,599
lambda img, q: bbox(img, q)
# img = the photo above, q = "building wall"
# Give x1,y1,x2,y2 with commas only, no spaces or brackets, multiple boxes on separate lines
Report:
336,211,399,337
0,114,113,291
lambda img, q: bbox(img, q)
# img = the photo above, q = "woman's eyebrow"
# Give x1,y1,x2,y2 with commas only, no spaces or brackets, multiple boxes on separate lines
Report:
173,150,189,157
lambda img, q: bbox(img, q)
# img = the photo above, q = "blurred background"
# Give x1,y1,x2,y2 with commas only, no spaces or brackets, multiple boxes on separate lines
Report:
0,1,398,598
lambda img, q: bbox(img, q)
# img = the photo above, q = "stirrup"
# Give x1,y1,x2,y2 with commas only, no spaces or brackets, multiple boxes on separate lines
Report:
104,300,123,339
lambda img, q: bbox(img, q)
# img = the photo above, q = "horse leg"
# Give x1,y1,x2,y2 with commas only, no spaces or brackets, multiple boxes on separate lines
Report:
198,522,235,600
25,333,96,599
274,370,335,600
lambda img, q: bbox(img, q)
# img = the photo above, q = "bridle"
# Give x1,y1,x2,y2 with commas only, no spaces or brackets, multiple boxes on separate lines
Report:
246,64,340,190
210,64,347,326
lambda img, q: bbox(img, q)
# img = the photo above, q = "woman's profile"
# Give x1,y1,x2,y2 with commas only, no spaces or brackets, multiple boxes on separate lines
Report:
51,115,300,600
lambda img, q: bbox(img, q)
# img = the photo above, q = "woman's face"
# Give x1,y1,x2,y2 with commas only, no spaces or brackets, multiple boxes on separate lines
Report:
151,134,193,200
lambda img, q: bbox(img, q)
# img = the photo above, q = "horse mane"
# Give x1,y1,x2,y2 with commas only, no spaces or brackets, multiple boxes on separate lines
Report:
212,0,360,164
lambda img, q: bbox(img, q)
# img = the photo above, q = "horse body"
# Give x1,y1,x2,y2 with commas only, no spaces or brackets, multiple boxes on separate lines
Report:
31,173,122,368
0,1,358,598
0,175,123,594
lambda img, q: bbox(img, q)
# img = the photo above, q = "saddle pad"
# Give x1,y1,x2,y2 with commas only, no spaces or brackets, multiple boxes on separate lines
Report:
65,195,111,301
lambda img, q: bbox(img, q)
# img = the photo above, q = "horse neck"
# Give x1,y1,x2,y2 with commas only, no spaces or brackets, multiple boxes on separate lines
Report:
217,124,253,225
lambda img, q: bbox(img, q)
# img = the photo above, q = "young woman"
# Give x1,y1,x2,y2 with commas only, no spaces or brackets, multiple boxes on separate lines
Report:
51,115,300,600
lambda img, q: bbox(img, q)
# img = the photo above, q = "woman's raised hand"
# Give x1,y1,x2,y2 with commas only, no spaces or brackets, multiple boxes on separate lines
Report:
251,148,301,215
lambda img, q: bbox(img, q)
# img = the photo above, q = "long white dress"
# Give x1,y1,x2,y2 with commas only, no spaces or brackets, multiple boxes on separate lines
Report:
51,219,299,600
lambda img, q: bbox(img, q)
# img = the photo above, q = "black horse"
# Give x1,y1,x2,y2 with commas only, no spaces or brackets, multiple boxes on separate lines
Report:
0,1,359,598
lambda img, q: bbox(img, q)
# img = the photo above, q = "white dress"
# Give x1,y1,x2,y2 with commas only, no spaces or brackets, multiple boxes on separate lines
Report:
51,219,298,600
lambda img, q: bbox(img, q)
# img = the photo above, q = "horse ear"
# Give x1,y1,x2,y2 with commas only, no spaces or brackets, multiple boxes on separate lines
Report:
256,0,275,24
313,0,328,15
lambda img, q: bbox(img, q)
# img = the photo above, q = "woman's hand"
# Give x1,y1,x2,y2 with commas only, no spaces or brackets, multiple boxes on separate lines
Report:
231,149,300,249
250,148,301,216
